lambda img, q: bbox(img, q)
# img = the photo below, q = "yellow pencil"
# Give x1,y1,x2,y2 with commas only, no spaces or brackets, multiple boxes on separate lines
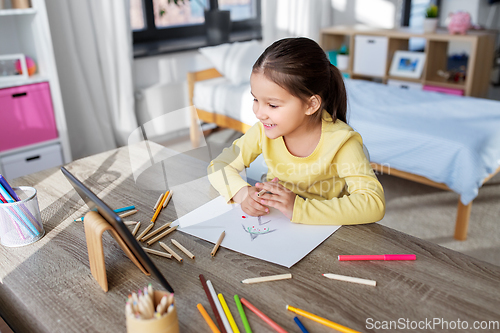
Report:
218,293,240,333
197,303,221,333
286,305,360,333
151,190,169,223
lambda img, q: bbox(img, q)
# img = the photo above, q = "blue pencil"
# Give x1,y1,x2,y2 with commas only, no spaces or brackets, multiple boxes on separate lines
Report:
294,316,310,333
0,183,39,236
0,175,21,201
74,205,135,222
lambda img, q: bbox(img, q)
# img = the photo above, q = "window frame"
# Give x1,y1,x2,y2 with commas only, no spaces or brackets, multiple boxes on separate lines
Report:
401,0,442,27
132,0,262,45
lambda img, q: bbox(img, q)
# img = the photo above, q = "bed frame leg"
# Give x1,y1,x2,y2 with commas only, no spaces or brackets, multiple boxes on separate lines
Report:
190,107,200,148
454,198,472,241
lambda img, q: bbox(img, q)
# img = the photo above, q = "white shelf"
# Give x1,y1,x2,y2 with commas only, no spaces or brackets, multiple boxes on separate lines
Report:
0,8,37,16
0,74,49,89
0,138,61,158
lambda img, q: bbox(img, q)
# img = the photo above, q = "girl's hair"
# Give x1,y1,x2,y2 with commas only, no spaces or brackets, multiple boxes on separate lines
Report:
252,37,347,124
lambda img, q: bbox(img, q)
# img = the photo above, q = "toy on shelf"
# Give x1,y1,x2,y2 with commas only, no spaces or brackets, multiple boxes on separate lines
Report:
447,11,471,35
15,56,36,76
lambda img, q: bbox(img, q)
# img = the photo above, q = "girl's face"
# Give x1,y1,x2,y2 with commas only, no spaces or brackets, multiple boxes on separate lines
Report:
250,72,317,140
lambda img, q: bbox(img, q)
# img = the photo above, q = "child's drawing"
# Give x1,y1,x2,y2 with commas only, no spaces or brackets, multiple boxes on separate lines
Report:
242,215,276,240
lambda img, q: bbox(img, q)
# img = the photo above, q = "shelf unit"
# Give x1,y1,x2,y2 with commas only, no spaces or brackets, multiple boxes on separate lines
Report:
0,0,71,179
321,25,496,98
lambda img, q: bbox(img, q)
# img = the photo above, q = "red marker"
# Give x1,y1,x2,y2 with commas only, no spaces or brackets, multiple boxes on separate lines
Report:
338,254,416,261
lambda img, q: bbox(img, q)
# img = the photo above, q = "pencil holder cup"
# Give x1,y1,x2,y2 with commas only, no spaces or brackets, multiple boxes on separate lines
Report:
0,186,44,247
126,290,180,333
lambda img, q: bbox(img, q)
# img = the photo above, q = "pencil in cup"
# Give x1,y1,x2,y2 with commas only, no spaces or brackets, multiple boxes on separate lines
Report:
0,186,44,247
126,290,179,333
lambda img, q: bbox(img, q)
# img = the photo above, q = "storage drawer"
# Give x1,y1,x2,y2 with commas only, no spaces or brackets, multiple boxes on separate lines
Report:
353,35,388,77
423,85,464,96
0,143,63,180
0,82,58,152
387,79,423,90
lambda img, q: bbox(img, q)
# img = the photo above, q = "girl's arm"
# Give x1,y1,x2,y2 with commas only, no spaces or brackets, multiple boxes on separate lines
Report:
292,136,385,225
207,123,263,203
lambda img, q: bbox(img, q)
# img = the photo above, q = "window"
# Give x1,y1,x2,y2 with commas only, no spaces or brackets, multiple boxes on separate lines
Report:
401,0,441,51
130,0,262,54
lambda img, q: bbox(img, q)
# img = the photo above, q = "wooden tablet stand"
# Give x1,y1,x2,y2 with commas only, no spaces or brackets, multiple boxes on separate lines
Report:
83,211,150,292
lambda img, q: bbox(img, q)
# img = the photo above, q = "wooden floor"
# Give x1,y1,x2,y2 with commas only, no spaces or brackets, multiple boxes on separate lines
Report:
0,316,14,333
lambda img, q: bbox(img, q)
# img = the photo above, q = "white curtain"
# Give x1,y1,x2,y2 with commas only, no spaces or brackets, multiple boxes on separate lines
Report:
262,0,335,46
45,0,138,159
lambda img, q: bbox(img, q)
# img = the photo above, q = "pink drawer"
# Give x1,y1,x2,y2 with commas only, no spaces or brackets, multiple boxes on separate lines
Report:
0,82,58,152
423,85,464,96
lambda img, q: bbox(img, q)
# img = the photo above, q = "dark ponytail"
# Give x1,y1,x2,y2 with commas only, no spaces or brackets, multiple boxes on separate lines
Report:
253,37,348,124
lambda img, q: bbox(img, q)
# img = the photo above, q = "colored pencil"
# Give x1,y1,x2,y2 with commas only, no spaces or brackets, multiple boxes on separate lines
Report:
132,221,141,236
124,221,139,226
151,190,169,223
211,231,225,257
256,189,267,197
162,190,173,208
240,298,287,333
159,242,183,262
241,273,292,284
119,209,138,218
140,222,172,242
338,254,416,261
234,295,252,333
199,274,227,333
171,239,195,259
294,317,309,333
153,193,164,210
146,225,178,245
136,223,154,240
218,293,240,333
0,175,20,200
198,303,221,333
207,280,233,333
0,192,25,240
286,305,360,333
0,183,38,236
323,273,376,286
74,205,135,222
142,248,172,258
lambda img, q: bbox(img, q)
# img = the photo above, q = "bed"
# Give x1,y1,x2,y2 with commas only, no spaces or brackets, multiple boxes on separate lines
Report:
187,67,500,240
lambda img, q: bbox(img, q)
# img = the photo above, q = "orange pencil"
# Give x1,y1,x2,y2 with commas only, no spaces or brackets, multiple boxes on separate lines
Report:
197,303,221,333
151,190,169,223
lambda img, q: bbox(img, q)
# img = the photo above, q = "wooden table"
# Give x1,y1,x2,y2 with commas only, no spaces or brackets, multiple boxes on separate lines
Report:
1,142,499,333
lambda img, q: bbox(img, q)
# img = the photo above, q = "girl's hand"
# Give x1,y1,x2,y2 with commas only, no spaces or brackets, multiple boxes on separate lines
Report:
255,178,296,220
232,186,270,217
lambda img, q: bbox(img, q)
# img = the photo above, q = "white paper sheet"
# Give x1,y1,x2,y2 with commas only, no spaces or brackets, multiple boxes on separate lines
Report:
174,196,340,268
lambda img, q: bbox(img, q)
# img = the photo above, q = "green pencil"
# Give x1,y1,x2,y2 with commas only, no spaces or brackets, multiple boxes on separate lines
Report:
234,294,252,333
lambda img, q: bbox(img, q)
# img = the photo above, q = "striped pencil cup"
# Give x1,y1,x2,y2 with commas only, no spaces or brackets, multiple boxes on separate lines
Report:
126,291,179,333
0,186,44,247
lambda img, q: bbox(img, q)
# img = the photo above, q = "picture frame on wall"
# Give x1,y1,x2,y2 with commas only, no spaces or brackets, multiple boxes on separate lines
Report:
0,54,28,83
389,51,426,79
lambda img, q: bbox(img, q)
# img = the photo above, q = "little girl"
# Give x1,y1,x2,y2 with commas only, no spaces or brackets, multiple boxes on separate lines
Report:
207,37,385,225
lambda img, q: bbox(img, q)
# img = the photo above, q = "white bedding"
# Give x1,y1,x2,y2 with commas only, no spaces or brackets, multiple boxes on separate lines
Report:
194,78,500,205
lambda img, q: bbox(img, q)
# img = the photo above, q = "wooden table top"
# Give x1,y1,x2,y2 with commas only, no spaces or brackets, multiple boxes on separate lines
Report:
1,142,499,333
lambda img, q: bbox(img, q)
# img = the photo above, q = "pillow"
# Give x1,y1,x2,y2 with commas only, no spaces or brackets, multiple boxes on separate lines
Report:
199,40,264,85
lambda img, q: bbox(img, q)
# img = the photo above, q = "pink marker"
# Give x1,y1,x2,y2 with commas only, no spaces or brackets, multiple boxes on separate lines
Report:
338,254,416,261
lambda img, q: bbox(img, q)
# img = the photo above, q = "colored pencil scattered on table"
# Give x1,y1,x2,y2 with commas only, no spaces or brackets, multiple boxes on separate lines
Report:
136,223,154,241
241,273,292,284
240,298,287,333
294,317,309,333
146,225,178,245
287,305,360,333
198,303,221,333
171,239,195,259
142,247,172,258
124,221,139,226
132,221,141,236
234,295,252,333
162,190,173,208
140,222,172,242
211,231,225,257
74,205,135,222
322,273,376,287
207,280,232,333
151,190,169,223
119,209,138,218
153,193,164,210
218,293,240,333
159,242,183,262
199,274,227,333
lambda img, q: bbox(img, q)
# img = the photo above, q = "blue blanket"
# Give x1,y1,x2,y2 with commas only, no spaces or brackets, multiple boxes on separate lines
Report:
346,79,500,204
